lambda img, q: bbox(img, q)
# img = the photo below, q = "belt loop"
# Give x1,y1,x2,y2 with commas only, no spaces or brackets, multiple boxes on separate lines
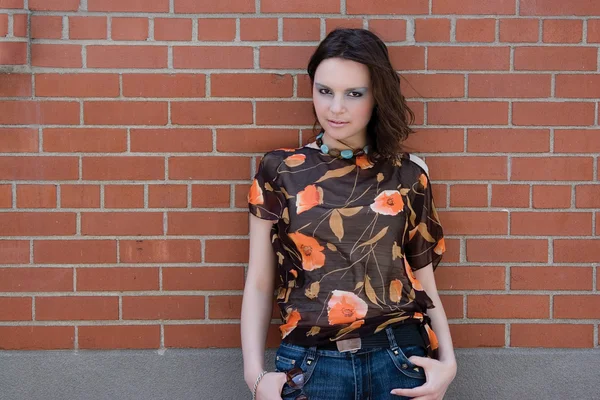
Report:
385,326,399,352
306,346,317,364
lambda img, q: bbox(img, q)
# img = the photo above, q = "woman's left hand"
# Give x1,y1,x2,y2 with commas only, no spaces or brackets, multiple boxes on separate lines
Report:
390,356,457,400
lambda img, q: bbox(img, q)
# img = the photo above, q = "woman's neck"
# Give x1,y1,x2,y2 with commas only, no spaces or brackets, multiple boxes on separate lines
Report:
320,130,367,151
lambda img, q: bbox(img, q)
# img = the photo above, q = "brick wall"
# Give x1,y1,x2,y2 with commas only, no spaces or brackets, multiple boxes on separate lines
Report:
0,0,598,351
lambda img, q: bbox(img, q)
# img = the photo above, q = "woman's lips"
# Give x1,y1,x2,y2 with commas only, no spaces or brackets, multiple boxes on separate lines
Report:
328,119,348,127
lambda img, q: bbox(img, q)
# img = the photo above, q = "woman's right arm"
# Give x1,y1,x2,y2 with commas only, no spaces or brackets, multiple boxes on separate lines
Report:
241,214,287,398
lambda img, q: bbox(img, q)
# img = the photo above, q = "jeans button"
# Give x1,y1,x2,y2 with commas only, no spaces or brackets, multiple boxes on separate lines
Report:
401,363,408,369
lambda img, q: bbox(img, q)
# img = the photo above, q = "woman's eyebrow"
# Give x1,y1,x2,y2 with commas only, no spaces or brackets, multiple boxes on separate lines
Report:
314,82,368,91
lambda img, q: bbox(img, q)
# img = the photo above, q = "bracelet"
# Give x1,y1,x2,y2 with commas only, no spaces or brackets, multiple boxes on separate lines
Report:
252,370,268,400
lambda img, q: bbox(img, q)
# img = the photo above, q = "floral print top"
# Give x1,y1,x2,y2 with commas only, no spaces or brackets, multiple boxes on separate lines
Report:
248,143,445,358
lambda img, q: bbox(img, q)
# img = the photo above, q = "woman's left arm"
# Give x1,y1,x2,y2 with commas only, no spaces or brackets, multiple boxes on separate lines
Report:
391,263,457,399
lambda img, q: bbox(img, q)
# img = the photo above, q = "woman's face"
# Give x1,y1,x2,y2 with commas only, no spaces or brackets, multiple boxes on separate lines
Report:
312,57,375,148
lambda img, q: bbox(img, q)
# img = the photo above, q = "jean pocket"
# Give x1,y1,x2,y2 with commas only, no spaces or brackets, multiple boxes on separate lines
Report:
274,344,319,396
385,345,427,380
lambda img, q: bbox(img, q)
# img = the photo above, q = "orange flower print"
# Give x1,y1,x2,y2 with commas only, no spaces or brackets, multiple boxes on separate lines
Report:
248,179,264,205
370,190,404,216
280,309,301,339
434,238,446,255
404,259,424,291
389,279,402,303
327,290,369,325
418,173,428,189
413,312,423,320
296,184,324,214
276,147,298,152
289,232,326,271
425,323,439,351
355,154,374,169
284,154,306,167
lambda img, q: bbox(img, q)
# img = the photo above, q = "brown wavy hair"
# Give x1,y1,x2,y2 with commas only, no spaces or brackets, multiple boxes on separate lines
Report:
307,28,415,163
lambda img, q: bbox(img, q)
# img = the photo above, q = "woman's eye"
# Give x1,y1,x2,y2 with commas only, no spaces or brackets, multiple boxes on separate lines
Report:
348,92,362,98
319,89,331,95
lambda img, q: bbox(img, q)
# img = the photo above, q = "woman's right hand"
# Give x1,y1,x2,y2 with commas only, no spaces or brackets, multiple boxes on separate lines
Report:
255,372,288,400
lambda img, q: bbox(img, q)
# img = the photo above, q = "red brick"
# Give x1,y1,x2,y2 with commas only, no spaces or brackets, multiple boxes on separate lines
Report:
120,240,201,263
439,211,508,235
12,14,27,38
217,128,299,153
402,128,464,153
426,157,507,181
0,326,74,350
468,295,549,319
36,296,118,320
69,16,107,40
543,20,582,43
520,0,600,16
428,101,509,125
554,240,599,263
103,185,144,208
0,101,80,125
576,185,600,208
554,130,600,153
111,17,148,41
263,0,339,13
205,239,248,263
439,295,463,319
555,296,600,319
0,42,26,65
123,74,205,98
60,185,100,208
347,0,428,14
514,47,597,71
428,47,510,71
77,267,159,291
165,324,243,348
36,73,119,98
240,18,278,41
0,297,31,320
82,157,164,181
589,20,600,43
283,18,320,41
79,325,160,350
433,0,514,14
0,267,73,291
468,74,551,98
84,101,168,125
0,128,37,152
511,324,593,348
235,184,250,208
168,212,248,235
513,102,595,126
368,19,406,42
260,46,317,69
491,184,529,208
0,185,11,208
31,15,62,39
388,47,426,71
555,75,600,99
467,129,550,153
192,185,231,208
0,14,9,37
431,184,447,208
414,18,451,42
163,267,245,291
16,184,56,208
0,0,23,8
499,19,539,43
169,157,250,180
148,185,187,208
0,213,74,236
31,44,82,68
171,101,252,125
511,157,593,181
209,295,242,319
197,18,236,41
212,74,293,98
34,240,116,264
130,128,212,153
325,18,364,34
29,0,79,11
88,0,169,12
400,74,464,98
441,239,460,263
532,185,571,209
467,239,548,262
81,212,164,236
43,128,127,153
407,102,425,125
0,74,31,97
456,19,495,42
512,212,592,236
154,18,192,41
436,266,505,290
0,241,29,264
449,185,488,207
256,101,313,125
449,324,505,348
511,267,592,291
87,46,167,69
174,0,254,13
123,296,205,320
0,156,78,180
174,46,253,69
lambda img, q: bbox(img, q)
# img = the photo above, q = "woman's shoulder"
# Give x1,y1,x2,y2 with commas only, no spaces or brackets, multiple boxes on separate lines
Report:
395,152,430,181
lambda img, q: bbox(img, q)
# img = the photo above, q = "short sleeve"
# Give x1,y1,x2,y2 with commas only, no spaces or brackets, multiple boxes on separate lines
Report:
248,152,286,221
404,163,445,272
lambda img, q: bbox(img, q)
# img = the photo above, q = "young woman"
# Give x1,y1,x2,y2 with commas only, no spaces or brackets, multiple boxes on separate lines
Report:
241,28,456,400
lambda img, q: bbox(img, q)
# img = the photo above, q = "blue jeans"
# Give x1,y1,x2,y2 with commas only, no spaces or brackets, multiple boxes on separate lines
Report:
275,327,427,400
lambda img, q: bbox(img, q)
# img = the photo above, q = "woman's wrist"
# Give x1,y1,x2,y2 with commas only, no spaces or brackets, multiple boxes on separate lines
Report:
245,367,267,390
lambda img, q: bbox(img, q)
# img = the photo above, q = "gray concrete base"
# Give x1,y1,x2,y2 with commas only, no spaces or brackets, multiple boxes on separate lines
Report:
1,349,599,400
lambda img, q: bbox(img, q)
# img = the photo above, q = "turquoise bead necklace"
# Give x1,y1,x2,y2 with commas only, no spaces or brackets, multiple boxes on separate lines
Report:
315,131,370,160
